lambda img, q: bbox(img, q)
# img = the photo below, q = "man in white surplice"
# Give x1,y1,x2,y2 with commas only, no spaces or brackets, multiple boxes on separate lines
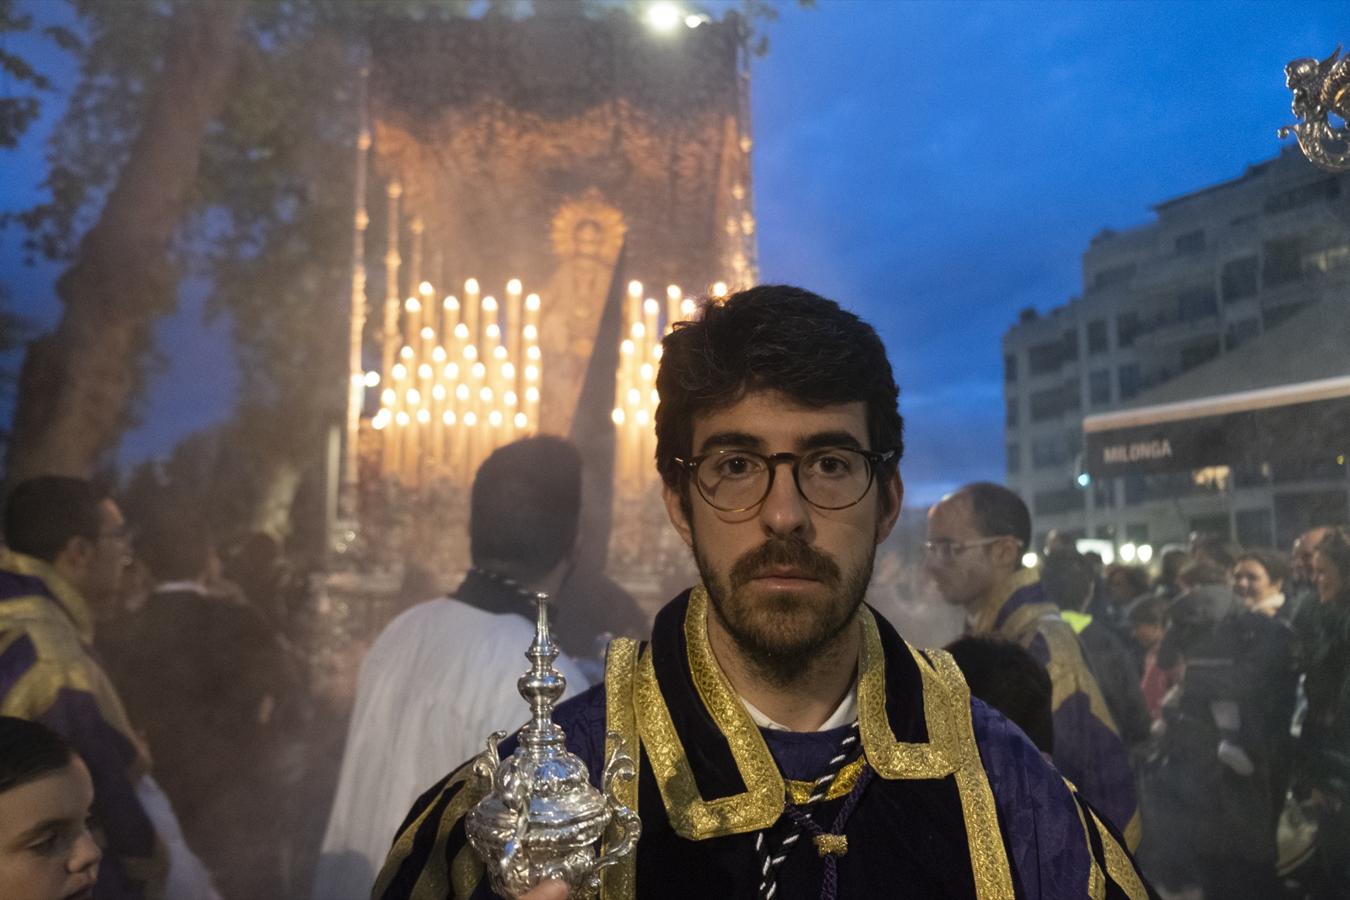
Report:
312,437,591,899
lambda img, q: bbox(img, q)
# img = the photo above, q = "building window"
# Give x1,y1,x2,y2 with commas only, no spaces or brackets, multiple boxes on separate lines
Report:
1188,514,1231,540
1087,319,1108,354
1119,363,1141,401
1034,486,1086,516
1029,388,1060,422
1061,329,1079,363
1116,312,1139,348
1263,237,1305,287
1263,300,1311,330
1062,378,1081,413
1093,479,1114,509
1029,339,1064,375
1221,256,1258,302
1007,443,1020,475
1089,369,1111,407
1175,229,1206,255
1006,398,1019,428
1263,177,1341,215
1225,318,1259,351
1178,286,1218,322
1236,509,1274,548
1093,263,1136,290
1005,353,1018,382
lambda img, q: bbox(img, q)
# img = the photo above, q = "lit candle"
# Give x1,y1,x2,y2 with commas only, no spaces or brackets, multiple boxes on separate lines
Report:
666,284,682,335
506,279,523,376
464,278,481,352
643,298,660,357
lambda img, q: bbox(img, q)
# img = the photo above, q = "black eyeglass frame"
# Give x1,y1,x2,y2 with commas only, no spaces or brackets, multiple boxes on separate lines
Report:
672,446,899,513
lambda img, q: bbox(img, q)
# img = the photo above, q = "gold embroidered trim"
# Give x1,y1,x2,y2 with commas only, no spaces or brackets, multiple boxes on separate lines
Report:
856,608,958,779
1069,781,1107,900
926,648,1017,900
785,757,866,805
636,594,784,838
449,844,483,899
970,568,1040,637
601,637,640,900
372,763,479,899
0,549,95,642
1088,807,1149,900
1122,810,1142,853
411,773,486,900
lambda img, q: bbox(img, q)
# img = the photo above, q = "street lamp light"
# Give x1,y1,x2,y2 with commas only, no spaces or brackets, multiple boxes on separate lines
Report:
646,2,682,32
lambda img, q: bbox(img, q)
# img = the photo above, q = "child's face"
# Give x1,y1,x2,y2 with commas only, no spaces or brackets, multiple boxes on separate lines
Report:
0,758,101,900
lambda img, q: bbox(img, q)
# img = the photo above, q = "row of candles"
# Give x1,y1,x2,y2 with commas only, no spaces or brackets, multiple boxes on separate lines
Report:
611,280,725,492
369,277,541,485
366,273,727,489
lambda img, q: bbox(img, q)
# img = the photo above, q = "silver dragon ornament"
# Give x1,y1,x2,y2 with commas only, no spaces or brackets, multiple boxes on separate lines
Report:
466,592,640,898
1278,47,1350,171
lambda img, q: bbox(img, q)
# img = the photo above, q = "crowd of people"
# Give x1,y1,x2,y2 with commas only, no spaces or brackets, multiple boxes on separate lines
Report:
0,284,1345,900
939,512,1350,900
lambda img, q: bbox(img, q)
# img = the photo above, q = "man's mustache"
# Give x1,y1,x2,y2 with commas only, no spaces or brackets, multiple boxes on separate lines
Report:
729,537,840,589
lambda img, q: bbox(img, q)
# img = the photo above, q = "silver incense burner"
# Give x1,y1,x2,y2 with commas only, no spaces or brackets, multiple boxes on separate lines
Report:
466,592,640,898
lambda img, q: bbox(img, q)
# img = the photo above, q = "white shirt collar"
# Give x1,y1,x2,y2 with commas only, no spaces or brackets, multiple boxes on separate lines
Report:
1251,592,1286,615
740,681,858,732
153,580,210,596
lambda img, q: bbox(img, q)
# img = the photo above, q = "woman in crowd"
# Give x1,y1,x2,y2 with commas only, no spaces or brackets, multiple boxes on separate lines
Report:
1232,548,1292,620
1292,527,1350,895
0,716,102,900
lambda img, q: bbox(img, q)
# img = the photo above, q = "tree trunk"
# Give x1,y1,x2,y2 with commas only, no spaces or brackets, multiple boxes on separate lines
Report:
6,0,245,483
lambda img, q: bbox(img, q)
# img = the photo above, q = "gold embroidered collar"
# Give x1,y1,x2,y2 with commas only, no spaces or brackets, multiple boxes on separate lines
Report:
968,567,1041,637
0,548,96,644
635,586,975,840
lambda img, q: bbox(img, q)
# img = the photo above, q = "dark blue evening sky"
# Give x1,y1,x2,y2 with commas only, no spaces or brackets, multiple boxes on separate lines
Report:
2,0,1346,505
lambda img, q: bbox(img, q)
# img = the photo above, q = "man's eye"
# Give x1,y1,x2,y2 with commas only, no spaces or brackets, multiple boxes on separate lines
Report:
807,453,854,477
712,454,762,478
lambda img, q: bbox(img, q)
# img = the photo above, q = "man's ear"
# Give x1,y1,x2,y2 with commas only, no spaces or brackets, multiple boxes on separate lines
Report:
663,483,695,549
52,535,92,582
874,470,903,545
991,537,1022,572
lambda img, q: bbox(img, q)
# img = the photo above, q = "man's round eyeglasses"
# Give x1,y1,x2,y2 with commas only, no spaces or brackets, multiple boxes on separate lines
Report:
921,537,1008,561
673,447,898,513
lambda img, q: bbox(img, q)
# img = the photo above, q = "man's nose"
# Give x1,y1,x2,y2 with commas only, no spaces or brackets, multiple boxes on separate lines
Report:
758,462,810,536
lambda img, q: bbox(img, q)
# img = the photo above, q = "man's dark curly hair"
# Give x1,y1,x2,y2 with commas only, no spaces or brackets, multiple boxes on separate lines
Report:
654,285,903,494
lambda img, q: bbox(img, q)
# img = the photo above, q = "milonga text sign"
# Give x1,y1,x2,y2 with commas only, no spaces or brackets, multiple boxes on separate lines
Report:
1084,394,1350,478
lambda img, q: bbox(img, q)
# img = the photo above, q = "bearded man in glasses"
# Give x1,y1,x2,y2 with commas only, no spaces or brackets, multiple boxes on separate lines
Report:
377,286,1154,900
926,483,1140,851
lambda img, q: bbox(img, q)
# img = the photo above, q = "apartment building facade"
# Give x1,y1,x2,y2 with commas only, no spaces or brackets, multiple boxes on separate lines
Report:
1004,147,1350,553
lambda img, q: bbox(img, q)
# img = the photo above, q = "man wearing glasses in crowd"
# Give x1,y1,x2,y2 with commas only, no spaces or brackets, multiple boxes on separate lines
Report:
925,482,1140,848
377,285,1153,899
0,477,168,899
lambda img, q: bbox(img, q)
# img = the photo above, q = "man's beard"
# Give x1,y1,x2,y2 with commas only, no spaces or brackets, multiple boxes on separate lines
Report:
694,534,875,687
